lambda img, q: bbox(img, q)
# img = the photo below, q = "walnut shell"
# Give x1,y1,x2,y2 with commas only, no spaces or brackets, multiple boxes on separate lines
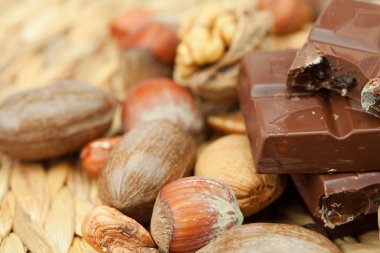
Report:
196,223,341,253
98,120,196,223
82,206,156,253
195,134,286,217
0,80,116,160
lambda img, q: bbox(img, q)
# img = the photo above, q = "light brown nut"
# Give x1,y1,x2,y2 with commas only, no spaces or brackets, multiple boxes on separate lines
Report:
98,120,196,224
197,223,341,253
80,136,122,178
195,134,286,217
151,176,243,253
82,206,156,253
0,80,116,161
206,111,246,134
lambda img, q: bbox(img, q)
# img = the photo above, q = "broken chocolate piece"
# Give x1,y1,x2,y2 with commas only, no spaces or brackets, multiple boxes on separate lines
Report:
238,49,380,173
291,172,380,229
286,0,380,115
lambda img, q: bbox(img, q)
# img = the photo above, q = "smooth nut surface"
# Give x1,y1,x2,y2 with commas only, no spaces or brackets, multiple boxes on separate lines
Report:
122,78,204,135
150,176,243,253
196,223,341,253
0,80,116,160
98,120,196,223
82,205,156,253
195,134,286,217
80,136,122,178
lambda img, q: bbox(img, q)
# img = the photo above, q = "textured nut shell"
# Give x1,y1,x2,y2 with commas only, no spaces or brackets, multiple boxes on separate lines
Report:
196,223,341,253
98,120,196,223
0,80,115,160
195,135,286,217
82,206,156,253
122,78,204,135
150,176,243,253
80,136,122,178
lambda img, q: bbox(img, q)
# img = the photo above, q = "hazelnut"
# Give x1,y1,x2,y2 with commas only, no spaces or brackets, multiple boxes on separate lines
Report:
122,78,204,135
197,223,341,253
195,135,286,217
82,206,157,253
110,9,155,47
259,0,313,35
80,136,122,178
150,176,243,253
98,120,196,224
122,21,179,65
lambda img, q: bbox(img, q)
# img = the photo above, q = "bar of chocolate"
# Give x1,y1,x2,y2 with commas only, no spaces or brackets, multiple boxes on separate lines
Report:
286,0,380,115
291,172,380,229
237,49,380,173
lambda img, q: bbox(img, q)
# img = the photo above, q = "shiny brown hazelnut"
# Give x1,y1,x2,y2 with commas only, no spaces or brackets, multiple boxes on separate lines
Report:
150,176,243,253
122,78,204,135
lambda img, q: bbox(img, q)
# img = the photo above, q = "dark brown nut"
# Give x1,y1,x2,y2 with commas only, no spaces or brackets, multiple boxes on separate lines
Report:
82,206,157,253
80,136,122,178
150,176,243,253
0,80,116,161
196,223,341,253
98,120,196,224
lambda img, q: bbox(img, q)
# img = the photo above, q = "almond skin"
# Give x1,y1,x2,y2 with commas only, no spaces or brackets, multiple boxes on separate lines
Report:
0,80,116,160
98,120,196,224
196,223,341,253
82,206,157,253
150,176,243,253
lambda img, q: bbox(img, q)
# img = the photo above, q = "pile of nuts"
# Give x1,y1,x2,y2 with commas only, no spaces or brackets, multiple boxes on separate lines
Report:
0,1,355,253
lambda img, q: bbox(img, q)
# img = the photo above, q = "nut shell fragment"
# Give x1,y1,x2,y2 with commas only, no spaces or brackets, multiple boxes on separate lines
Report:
82,206,156,253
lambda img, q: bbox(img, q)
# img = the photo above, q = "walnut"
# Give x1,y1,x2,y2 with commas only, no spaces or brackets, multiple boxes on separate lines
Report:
176,4,238,78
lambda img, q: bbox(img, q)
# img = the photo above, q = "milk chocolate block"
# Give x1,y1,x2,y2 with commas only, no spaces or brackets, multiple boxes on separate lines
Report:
291,172,380,229
238,49,380,173
286,0,380,116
